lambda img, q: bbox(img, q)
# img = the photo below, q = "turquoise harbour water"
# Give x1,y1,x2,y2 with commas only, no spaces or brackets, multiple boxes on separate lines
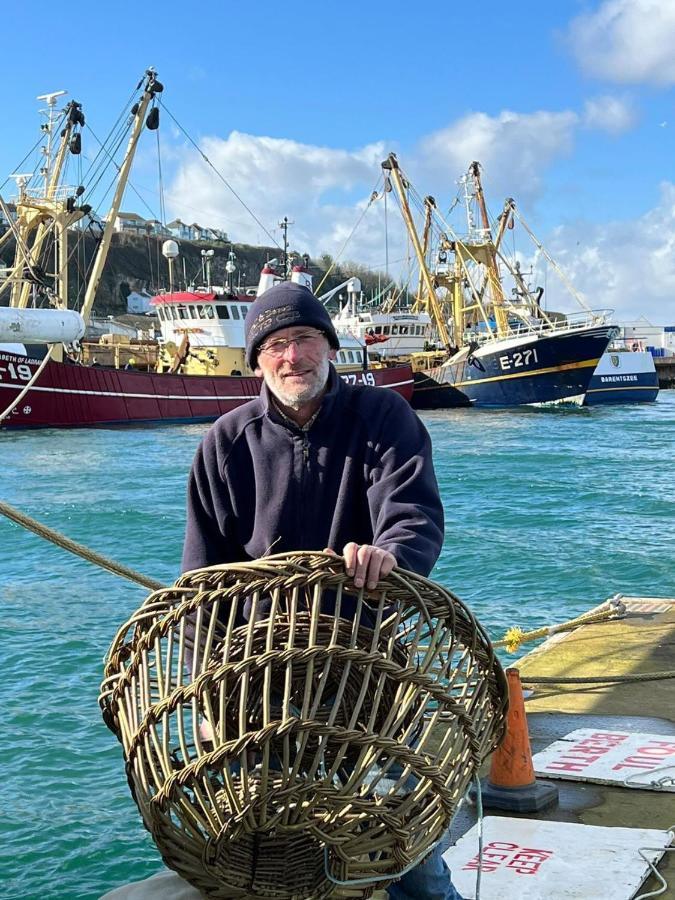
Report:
2,394,674,899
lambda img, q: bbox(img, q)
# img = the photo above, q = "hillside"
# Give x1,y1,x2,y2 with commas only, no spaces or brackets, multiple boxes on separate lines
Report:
0,230,391,315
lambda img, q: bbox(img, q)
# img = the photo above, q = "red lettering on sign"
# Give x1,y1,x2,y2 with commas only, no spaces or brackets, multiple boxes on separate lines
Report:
518,848,555,861
612,759,653,771
635,743,675,756
482,851,509,864
545,760,589,772
611,740,675,771
462,844,553,875
565,751,602,763
589,732,628,743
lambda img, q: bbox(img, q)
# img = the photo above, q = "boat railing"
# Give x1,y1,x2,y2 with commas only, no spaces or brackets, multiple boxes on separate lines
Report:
460,309,614,345
23,185,78,202
505,309,613,338
513,309,614,334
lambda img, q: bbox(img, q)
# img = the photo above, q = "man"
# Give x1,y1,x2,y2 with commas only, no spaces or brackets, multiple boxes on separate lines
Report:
182,281,461,900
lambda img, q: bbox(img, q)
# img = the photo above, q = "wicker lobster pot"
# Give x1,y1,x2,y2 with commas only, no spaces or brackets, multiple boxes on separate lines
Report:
100,552,507,899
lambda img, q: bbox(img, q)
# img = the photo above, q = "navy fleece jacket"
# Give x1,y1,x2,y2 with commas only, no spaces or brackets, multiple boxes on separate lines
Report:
181,366,444,577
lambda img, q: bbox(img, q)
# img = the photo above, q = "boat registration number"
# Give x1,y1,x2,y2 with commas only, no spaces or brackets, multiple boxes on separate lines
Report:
341,372,376,386
0,361,33,381
499,348,539,371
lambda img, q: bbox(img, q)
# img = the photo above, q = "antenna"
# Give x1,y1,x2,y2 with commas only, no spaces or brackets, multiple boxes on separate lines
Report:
278,216,294,276
201,248,215,289
36,90,68,192
36,90,67,105
9,173,33,196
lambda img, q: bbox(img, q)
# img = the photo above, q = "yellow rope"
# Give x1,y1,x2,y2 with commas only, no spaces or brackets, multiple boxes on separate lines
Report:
494,598,626,653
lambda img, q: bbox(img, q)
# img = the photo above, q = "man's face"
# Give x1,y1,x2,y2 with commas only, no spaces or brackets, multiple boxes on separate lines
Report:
254,325,336,411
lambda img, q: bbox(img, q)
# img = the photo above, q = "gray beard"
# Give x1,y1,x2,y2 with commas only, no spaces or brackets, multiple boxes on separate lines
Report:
266,356,331,411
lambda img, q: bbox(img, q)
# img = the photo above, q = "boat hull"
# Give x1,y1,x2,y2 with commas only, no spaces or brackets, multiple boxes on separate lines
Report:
411,326,617,409
0,349,413,429
584,350,659,405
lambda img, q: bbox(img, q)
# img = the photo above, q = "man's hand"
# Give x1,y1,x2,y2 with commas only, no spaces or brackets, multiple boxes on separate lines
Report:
325,542,397,590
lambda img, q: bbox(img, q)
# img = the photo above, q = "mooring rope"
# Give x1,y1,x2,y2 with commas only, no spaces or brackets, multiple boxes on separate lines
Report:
494,596,626,652
522,670,675,685
2,500,675,688
0,499,163,591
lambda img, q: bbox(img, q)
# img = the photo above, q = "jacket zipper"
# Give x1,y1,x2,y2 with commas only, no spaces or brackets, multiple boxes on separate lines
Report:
299,434,310,546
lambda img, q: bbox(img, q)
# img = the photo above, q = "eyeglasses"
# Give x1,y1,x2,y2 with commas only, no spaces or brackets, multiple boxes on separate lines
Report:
258,330,326,357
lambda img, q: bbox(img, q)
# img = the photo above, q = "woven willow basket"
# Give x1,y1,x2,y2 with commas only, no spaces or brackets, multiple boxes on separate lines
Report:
100,552,507,899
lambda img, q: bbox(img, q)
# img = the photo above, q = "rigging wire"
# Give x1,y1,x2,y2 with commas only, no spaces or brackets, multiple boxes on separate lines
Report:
384,178,389,280
0,134,48,193
155,126,167,229
78,79,142,188
146,230,155,290
314,174,384,295
158,98,281,250
154,125,166,287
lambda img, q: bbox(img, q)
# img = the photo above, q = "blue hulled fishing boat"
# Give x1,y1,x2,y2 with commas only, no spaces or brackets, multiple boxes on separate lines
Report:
413,321,618,409
384,155,618,408
585,344,659,405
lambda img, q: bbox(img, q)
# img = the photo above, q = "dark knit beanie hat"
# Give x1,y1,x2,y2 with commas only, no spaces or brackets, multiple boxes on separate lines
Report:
245,282,340,368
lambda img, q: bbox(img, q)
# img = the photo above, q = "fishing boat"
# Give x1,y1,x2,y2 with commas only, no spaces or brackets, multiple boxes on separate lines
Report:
332,295,432,358
0,76,413,430
585,340,659,405
383,155,619,408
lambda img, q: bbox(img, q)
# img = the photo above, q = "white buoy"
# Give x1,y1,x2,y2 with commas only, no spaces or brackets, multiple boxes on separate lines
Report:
0,307,85,343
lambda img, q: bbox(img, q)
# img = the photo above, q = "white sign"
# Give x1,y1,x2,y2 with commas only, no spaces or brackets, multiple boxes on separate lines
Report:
443,817,672,899
532,729,675,790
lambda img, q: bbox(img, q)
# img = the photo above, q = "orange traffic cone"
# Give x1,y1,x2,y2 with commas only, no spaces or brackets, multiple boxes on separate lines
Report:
475,667,558,812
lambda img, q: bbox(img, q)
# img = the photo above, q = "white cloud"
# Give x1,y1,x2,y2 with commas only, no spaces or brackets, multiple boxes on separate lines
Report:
164,106,675,321
567,0,675,85
534,182,675,323
582,95,636,133
165,108,581,271
415,110,578,205
168,131,386,256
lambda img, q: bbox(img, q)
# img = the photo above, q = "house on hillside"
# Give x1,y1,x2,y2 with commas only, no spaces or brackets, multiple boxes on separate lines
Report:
167,218,191,240
145,219,170,237
201,225,228,242
114,212,148,235
164,219,229,242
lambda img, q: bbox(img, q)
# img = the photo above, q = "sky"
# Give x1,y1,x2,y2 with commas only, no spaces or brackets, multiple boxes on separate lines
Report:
3,0,675,323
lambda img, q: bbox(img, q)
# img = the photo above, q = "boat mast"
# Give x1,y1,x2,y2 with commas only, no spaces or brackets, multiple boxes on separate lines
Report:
382,154,451,349
79,69,163,324
8,96,82,309
411,196,434,314
468,161,509,336
278,216,293,277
